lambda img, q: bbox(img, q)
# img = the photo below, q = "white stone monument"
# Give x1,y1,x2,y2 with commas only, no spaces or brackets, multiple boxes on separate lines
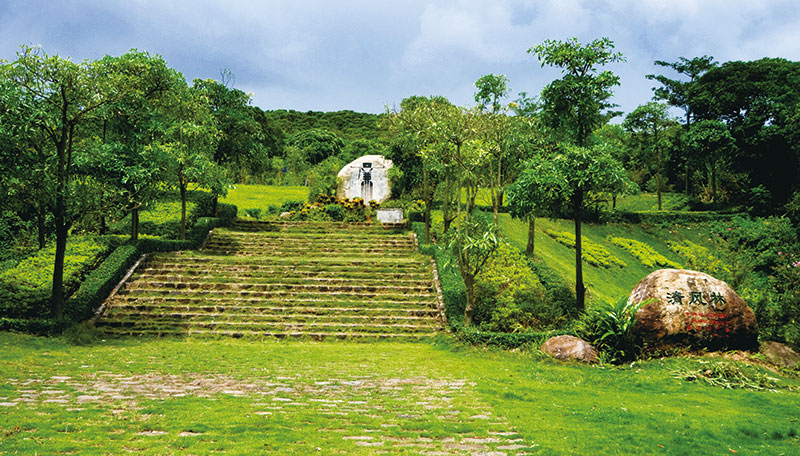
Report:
336,155,393,203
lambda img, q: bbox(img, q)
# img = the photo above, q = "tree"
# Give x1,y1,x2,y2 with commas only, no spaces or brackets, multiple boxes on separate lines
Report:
83,50,182,241
384,95,451,243
530,37,625,147
622,102,680,210
646,56,717,194
192,78,279,186
449,211,500,326
287,128,344,166
162,84,221,240
689,58,800,208
474,73,509,113
683,119,736,206
507,143,631,312
2,46,131,317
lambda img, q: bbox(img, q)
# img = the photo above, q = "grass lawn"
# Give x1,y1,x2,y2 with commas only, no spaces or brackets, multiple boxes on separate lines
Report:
614,192,691,212
0,332,798,455
221,184,309,215
498,214,723,306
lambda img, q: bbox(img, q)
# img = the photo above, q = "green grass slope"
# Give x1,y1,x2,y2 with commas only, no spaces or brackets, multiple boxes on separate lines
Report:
221,184,308,215
498,214,722,306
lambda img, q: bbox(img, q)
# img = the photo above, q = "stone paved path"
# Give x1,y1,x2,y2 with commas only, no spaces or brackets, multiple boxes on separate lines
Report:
2,371,535,454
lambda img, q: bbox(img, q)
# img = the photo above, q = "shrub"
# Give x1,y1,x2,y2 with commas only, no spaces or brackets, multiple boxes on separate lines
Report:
608,236,681,269
0,236,112,319
667,240,728,277
473,242,552,332
244,208,262,219
575,297,650,364
324,204,345,221
546,230,626,268
279,200,305,213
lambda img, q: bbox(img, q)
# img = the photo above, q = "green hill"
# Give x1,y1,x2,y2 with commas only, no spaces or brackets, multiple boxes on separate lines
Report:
497,213,726,306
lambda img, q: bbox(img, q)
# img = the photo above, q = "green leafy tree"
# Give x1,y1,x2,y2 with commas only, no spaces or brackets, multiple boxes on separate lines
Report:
622,102,680,210
287,128,344,165
83,50,182,241
449,211,500,326
507,143,631,312
2,46,134,317
474,73,509,114
689,58,800,208
683,119,736,206
192,78,279,185
530,37,625,147
646,56,717,194
162,84,221,239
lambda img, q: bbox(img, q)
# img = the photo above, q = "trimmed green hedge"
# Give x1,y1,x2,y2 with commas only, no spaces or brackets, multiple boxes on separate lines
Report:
1,202,237,335
599,210,745,225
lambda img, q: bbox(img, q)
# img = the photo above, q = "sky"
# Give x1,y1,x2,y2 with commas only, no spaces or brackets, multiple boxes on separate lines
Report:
2,0,799,117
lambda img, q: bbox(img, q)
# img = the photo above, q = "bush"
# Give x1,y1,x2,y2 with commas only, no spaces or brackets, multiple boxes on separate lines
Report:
65,243,141,322
546,230,626,268
473,243,552,332
608,236,681,269
279,200,305,213
244,208,262,219
0,236,112,319
667,240,728,277
575,297,650,364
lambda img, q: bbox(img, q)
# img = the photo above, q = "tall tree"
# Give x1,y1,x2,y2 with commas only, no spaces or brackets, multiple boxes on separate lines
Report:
83,50,182,241
683,119,736,206
2,46,131,317
689,58,800,208
507,143,631,312
530,37,625,147
622,102,680,210
162,84,221,240
646,56,717,194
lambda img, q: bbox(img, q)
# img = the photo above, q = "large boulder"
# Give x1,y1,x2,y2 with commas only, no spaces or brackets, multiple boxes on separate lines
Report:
336,155,393,203
759,341,800,368
629,269,758,350
540,335,599,363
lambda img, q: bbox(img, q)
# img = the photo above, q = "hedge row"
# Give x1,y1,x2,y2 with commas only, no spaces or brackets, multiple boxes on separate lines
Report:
2,202,237,335
599,210,745,225
412,222,566,349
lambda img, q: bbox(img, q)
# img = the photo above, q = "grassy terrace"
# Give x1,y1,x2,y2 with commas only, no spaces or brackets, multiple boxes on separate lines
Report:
1,333,798,455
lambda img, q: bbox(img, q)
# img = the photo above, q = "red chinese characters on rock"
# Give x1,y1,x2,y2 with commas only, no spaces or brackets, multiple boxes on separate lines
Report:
684,311,731,333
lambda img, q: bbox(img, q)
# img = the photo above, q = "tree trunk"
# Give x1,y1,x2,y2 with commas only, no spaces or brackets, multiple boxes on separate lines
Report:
525,218,535,255
180,180,187,240
131,208,139,242
574,192,586,313
51,187,66,319
212,196,219,216
463,274,476,326
423,167,432,243
612,195,617,210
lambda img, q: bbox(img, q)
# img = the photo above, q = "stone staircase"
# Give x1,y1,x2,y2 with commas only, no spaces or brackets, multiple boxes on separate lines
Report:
95,220,443,339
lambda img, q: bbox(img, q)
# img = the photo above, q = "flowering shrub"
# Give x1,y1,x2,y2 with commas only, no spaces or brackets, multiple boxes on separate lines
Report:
608,236,681,269
546,230,627,268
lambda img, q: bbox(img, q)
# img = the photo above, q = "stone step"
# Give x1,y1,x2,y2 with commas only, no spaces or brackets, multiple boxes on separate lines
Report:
144,254,428,268
212,230,413,242
135,266,431,281
98,328,436,340
140,260,430,275
121,280,434,294
199,246,415,257
106,303,438,317
129,273,433,288
229,221,403,233
116,289,436,303
102,310,438,325
110,295,438,309
97,320,436,334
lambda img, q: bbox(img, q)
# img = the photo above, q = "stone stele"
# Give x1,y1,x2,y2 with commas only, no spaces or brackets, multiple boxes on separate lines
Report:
336,155,393,203
540,335,599,363
628,269,758,350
